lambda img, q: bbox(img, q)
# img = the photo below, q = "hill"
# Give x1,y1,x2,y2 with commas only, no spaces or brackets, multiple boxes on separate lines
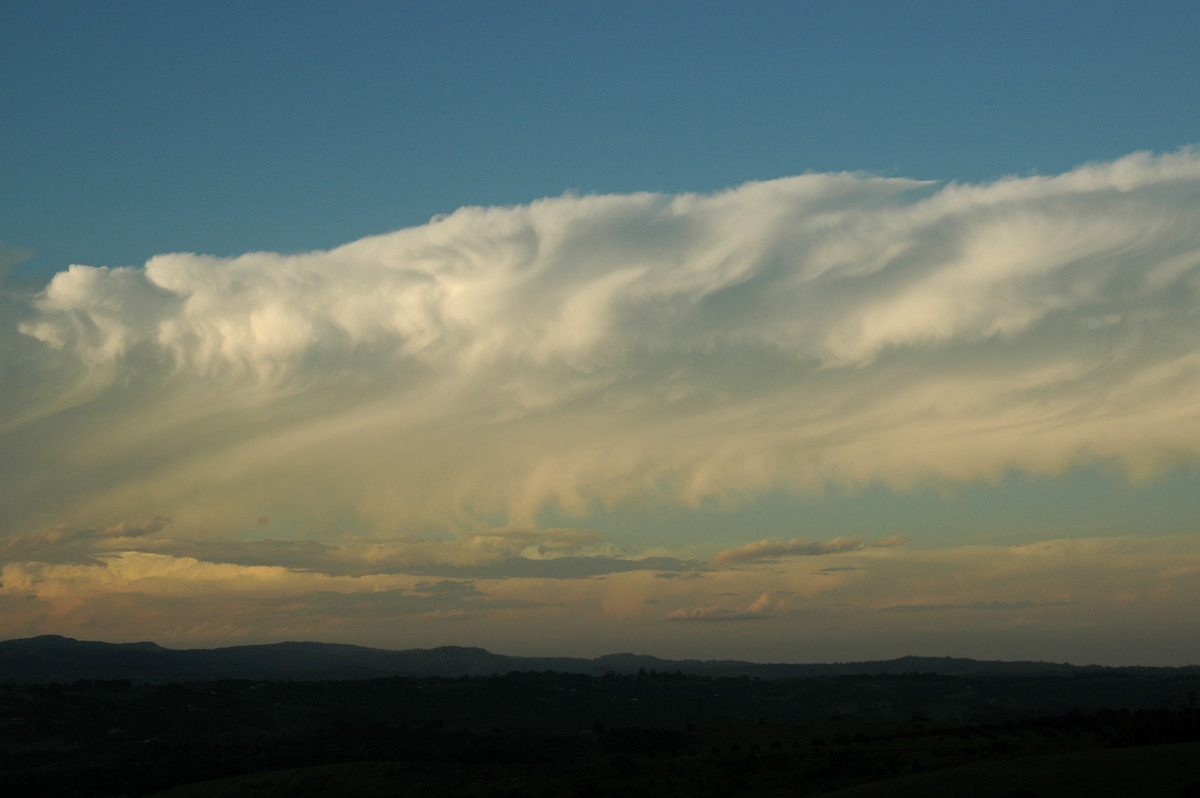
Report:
2,634,1197,684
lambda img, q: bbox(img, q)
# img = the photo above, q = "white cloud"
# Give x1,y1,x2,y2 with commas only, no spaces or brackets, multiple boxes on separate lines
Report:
2,149,1199,540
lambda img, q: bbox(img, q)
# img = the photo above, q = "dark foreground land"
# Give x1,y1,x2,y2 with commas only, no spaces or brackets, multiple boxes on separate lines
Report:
3,667,1200,797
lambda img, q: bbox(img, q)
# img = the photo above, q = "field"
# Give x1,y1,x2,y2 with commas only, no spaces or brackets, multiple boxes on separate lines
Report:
3,670,1198,797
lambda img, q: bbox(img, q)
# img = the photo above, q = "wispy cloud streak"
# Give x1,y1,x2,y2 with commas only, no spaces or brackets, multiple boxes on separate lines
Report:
711,535,905,566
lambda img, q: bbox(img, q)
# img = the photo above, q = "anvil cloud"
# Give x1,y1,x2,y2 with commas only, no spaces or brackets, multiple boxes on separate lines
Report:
3,150,1200,661
7,150,1200,535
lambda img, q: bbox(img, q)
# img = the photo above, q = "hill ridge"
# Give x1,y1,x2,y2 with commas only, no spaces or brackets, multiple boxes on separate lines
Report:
1,634,1195,684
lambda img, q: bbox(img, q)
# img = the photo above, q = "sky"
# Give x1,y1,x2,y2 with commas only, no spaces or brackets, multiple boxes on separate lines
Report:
2,1,1199,666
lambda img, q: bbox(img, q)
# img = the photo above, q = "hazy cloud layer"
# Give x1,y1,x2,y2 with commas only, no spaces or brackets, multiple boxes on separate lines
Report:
4,530,1198,664
0,522,687,581
3,148,1200,543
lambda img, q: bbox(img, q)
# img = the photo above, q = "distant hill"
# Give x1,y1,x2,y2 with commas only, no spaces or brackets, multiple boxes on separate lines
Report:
0,634,1195,683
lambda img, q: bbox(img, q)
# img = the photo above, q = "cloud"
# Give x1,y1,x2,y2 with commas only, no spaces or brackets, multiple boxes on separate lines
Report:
1,517,170,562
655,569,709,580
710,536,903,566
0,522,695,582
2,530,1199,662
665,606,763,622
413,579,482,597
0,241,33,284
398,555,697,580
3,149,1200,542
879,600,1072,612
666,590,787,622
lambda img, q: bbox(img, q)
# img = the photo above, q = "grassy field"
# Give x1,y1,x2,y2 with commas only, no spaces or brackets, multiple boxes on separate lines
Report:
822,741,1200,798
145,737,1200,797
5,671,1198,797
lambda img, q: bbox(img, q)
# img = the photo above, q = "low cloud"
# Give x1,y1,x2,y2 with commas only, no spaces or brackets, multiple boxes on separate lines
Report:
711,535,904,566
0,522,695,582
667,591,787,621
2,532,1199,662
399,554,697,580
656,569,709,580
1,517,170,562
880,600,1073,612
413,580,482,597
665,606,765,622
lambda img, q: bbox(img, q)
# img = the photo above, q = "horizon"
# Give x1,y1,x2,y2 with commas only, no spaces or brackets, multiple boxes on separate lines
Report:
9,632,1198,670
3,2,1199,668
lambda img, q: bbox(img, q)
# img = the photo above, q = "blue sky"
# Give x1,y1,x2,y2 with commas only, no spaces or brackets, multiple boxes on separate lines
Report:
6,1,1197,276
2,2,1199,665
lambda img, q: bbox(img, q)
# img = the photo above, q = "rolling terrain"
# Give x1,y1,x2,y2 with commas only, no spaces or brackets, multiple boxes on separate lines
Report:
2,636,1198,796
